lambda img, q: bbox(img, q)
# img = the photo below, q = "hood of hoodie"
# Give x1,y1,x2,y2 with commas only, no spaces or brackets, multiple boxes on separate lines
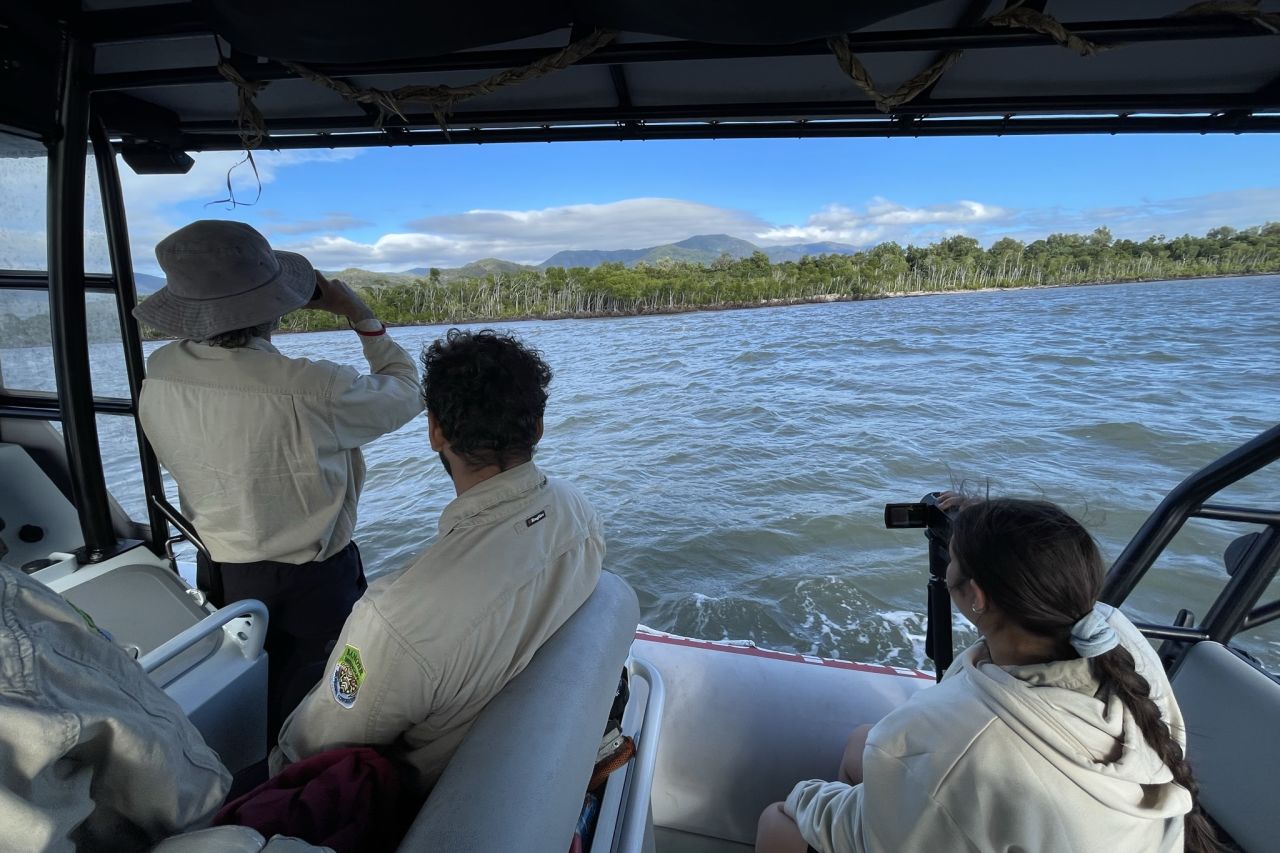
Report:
954,607,1192,820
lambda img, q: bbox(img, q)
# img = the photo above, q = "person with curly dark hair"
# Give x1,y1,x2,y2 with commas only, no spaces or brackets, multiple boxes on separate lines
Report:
273,329,604,798
757,497,1214,853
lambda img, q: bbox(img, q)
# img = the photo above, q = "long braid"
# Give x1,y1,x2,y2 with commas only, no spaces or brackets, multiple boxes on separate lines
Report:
1090,646,1220,852
954,499,1221,852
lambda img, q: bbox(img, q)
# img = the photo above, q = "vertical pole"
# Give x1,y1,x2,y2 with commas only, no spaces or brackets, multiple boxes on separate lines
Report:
49,34,116,562
925,528,953,681
89,115,169,557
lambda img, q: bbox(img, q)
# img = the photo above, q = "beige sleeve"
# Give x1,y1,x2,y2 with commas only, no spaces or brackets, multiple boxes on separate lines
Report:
326,333,423,450
784,743,978,853
274,599,434,769
784,778,868,853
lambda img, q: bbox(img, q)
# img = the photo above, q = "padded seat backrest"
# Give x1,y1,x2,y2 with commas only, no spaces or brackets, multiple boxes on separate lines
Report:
1171,641,1280,853
399,571,640,853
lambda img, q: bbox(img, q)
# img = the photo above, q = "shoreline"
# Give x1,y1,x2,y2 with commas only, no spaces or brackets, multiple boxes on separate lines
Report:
1,271,1267,350
271,268,1280,337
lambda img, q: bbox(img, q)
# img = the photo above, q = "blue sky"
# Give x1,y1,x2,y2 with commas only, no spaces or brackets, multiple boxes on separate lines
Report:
4,133,1277,274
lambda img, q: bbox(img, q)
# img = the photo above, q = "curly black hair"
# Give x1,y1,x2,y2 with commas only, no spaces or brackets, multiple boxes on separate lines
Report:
420,328,553,471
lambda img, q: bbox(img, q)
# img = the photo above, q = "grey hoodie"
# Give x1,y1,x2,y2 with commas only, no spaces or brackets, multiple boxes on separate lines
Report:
785,608,1192,852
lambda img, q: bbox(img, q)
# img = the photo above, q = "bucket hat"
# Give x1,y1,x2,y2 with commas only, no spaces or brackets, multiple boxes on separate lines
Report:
133,220,315,339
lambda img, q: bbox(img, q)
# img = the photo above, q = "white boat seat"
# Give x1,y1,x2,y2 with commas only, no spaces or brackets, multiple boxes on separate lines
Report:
1171,640,1280,853
398,570,640,853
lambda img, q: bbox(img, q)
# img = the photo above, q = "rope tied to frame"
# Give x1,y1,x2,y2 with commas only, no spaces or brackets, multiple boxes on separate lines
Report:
215,57,270,149
827,0,1279,113
987,5,1109,56
1176,0,1280,34
828,1,1109,113
283,28,618,136
827,37,965,112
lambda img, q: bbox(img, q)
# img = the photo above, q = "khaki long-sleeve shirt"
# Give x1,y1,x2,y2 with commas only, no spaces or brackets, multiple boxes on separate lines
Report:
139,330,423,564
272,462,605,795
0,567,231,853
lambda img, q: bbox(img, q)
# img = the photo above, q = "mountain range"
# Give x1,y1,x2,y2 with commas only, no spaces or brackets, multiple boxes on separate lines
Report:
537,234,859,269
117,234,864,291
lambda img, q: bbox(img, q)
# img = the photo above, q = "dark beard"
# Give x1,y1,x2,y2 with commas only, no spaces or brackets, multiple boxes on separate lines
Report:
438,451,452,477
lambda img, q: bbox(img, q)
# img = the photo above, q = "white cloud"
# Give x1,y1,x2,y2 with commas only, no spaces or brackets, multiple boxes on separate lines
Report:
118,150,363,270
263,213,372,236
5,146,1277,277
1010,187,1280,243
265,188,1280,271
0,149,366,272
754,198,1009,247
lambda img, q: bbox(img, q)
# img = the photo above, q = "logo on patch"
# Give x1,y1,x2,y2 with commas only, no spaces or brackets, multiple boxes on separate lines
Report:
331,644,366,709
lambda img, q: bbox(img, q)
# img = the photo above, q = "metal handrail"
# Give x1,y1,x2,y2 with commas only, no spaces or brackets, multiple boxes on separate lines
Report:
150,496,209,559
139,598,268,673
615,656,666,853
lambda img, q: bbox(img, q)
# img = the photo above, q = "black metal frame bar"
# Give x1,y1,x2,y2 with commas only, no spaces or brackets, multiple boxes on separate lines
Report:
1132,623,1212,643
90,113,170,557
161,92,1280,135
1198,525,1280,645
152,114,1280,153
1098,422,1280,672
1102,423,1280,604
1244,600,1280,631
0,271,118,293
1194,504,1280,525
150,496,209,559
0,389,134,420
85,15,1273,90
47,33,118,563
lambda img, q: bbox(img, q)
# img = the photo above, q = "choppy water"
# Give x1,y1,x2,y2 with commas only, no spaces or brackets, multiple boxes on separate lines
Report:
4,276,1279,672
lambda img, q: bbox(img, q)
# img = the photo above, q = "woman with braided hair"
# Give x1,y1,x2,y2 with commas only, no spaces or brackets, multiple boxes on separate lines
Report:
756,497,1217,853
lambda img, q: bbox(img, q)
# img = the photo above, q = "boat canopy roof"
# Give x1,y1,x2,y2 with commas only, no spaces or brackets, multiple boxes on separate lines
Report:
1,0,1278,161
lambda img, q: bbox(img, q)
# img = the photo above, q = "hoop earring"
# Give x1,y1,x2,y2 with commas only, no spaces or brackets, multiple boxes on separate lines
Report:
971,605,985,615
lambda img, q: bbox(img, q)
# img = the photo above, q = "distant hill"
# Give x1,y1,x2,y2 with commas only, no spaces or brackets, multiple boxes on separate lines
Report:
321,268,419,288
539,234,761,269
762,241,861,263
538,233,861,269
403,258,535,282
134,272,165,294
113,236,866,300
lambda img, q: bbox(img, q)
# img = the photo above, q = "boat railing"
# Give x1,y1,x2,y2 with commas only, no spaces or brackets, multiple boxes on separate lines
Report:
139,598,270,673
1101,422,1280,673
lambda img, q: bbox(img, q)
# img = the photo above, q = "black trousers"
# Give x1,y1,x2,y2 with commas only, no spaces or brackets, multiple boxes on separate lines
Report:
196,540,368,742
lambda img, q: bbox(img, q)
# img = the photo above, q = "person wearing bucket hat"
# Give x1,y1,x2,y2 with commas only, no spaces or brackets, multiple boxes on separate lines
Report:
135,220,423,739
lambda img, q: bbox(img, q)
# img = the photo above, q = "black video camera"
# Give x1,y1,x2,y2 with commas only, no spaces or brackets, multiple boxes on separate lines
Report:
884,492,951,534
884,491,957,680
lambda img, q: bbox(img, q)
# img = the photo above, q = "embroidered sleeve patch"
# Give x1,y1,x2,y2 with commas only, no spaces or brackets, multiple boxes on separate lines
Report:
331,644,366,709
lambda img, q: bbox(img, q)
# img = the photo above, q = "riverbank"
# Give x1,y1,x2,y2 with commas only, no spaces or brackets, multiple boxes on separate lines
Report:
272,268,1279,336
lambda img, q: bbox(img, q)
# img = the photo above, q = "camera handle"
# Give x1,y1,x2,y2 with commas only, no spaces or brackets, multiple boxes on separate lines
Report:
924,527,953,682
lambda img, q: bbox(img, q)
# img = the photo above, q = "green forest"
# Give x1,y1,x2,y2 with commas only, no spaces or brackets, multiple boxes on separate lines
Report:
273,223,1280,335
5,224,1278,347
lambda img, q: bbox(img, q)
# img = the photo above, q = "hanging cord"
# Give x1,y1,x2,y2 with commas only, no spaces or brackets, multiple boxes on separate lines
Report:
281,28,617,136
204,149,262,209
211,44,265,206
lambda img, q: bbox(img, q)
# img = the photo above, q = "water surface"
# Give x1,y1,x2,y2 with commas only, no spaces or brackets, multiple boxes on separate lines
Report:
4,276,1278,671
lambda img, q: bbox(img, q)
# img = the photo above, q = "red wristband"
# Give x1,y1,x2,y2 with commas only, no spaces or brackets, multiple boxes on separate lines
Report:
354,322,386,337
